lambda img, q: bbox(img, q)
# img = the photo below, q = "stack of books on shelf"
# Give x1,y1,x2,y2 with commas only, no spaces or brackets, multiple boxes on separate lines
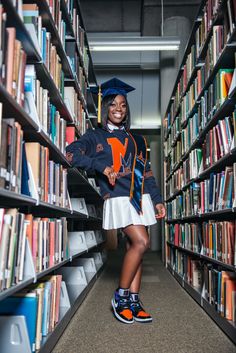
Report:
163,0,236,344
0,1,105,352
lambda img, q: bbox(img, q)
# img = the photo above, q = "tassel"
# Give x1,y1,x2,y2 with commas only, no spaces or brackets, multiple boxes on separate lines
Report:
97,85,102,124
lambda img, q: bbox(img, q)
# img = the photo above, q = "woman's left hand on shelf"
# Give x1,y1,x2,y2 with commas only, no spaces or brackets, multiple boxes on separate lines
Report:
155,203,166,219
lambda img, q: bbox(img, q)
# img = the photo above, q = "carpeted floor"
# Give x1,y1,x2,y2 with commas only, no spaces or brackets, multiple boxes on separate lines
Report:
52,250,236,353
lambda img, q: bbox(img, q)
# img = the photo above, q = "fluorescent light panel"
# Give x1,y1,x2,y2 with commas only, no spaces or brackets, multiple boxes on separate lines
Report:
91,45,179,51
88,36,180,52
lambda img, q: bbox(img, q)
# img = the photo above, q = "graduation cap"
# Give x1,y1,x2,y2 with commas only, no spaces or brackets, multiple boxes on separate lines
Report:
91,78,135,123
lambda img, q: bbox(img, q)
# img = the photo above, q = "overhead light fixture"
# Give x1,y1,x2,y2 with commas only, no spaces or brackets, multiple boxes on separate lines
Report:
88,36,180,52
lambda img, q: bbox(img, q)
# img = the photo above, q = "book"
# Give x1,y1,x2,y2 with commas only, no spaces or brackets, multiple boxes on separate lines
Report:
5,209,17,289
25,142,41,198
0,120,8,188
0,214,11,290
24,91,40,128
219,69,234,105
41,281,51,337
5,27,16,95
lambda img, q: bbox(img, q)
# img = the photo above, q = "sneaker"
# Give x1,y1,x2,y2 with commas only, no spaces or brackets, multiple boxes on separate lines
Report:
111,291,134,324
130,299,152,323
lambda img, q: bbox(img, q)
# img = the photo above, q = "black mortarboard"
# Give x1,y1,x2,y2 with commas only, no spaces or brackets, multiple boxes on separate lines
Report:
92,77,135,98
91,78,135,123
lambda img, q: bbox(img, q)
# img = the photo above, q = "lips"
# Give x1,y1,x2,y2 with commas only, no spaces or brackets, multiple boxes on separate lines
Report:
113,113,122,118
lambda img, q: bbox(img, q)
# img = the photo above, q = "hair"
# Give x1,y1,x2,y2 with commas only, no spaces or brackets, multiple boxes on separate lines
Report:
101,94,131,130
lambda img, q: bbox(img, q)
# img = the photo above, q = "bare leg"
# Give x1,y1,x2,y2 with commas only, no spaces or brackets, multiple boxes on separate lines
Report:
126,240,142,293
119,224,150,289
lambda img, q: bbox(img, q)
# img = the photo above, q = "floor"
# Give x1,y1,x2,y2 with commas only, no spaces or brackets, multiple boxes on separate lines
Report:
52,249,236,353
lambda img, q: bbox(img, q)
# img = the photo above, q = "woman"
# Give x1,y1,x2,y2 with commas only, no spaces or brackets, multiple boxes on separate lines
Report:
66,78,165,324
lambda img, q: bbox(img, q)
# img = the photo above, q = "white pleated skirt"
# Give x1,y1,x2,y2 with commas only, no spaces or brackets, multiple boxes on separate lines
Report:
102,193,157,230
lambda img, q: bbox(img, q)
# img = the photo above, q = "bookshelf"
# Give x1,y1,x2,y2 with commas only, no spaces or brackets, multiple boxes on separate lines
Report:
0,1,106,352
163,0,236,345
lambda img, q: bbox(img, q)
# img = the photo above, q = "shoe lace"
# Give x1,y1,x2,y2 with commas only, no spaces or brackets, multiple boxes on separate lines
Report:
119,297,130,309
131,300,142,309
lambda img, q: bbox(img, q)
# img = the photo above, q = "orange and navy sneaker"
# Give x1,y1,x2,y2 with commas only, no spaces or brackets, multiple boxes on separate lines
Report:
130,294,152,323
111,290,134,324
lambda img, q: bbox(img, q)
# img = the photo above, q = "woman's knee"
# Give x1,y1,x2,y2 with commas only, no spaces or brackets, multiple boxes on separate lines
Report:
133,235,150,253
124,225,150,253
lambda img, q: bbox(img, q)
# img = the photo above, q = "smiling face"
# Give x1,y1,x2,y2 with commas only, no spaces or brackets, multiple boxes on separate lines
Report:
107,95,127,126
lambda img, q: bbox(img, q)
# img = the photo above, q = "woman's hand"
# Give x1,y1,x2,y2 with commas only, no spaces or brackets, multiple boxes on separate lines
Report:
103,167,117,186
155,203,166,219
66,152,73,163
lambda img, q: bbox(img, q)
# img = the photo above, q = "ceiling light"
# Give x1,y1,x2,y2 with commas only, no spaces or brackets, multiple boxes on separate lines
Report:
88,36,180,52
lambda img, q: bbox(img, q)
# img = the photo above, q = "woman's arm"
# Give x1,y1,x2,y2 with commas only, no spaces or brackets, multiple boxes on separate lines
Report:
66,130,107,173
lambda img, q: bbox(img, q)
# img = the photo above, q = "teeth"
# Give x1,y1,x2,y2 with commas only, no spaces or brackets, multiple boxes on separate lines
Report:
114,114,122,118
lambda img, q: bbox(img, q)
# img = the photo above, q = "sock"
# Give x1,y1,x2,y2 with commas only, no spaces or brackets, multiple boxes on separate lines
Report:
130,292,139,302
117,287,130,297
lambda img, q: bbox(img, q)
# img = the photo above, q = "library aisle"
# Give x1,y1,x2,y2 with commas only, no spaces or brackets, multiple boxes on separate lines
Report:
52,249,236,353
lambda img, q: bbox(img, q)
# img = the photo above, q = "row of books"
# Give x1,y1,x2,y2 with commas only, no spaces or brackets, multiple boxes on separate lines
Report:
204,265,236,321
66,40,88,100
25,142,69,206
0,118,24,193
0,251,106,352
0,209,69,291
0,11,65,109
167,165,235,218
3,23,88,133
166,220,236,266
181,67,234,126
179,21,225,102
23,215,69,274
165,116,235,186
167,148,203,194
202,118,234,167
168,248,236,323
45,0,66,40
165,144,202,182
0,3,88,131
26,66,68,147
0,274,63,352
0,116,84,200
165,100,235,161
195,0,223,58
165,64,235,145
48,0,89,77
0,118,69,205
26,64,87,134
0,209,31,291
23,3,66,92
164,116,181,155
72,6,88,71
23,3,66,54
61,0,74,22
0,117,100,210
0,206,104,291
169,0,234,122
186,23,227,99
23,3,89,98
0,18,27,104
185,109,233,158
64,86,87,134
